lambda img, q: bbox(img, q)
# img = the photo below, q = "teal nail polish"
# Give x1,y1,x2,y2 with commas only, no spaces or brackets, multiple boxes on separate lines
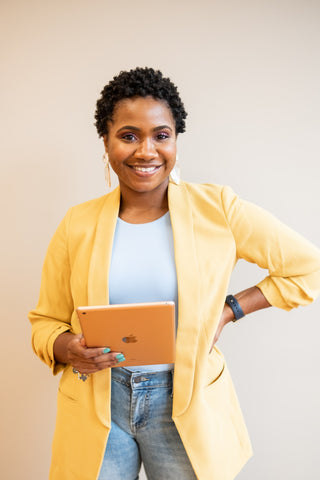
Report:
103,347,111,354
116,353,125,363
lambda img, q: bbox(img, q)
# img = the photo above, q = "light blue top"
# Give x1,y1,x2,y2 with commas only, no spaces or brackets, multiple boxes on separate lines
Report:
109,211,178,372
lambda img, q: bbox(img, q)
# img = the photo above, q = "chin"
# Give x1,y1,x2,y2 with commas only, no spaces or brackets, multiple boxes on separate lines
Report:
126,178,169,194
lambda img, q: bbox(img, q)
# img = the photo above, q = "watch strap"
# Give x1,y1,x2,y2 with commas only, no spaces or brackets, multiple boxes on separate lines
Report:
225,295,245,322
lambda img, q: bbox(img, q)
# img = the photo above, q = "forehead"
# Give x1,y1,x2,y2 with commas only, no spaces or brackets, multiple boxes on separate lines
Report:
111,96,175,128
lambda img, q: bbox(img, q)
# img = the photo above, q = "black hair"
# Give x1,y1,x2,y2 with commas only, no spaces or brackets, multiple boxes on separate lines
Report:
94,67,187,137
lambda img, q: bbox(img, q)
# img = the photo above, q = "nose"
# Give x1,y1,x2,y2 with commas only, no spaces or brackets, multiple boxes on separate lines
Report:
135,138,157,160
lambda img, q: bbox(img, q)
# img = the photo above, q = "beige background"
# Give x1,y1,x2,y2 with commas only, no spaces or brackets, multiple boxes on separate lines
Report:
1,0,320,478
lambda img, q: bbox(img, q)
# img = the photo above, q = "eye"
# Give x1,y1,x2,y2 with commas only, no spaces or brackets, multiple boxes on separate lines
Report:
121,133,137,142
156,132,170,141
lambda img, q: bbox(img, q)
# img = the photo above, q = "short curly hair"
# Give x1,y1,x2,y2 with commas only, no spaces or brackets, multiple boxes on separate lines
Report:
94,67,187,137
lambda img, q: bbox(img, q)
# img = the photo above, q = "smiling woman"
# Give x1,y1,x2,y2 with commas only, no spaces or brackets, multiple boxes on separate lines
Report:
29,67,320,480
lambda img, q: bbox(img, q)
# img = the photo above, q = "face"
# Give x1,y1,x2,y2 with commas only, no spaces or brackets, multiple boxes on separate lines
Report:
103,96,177,195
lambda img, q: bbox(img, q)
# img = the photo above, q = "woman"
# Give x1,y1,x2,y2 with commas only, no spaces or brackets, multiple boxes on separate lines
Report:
29,67,320,480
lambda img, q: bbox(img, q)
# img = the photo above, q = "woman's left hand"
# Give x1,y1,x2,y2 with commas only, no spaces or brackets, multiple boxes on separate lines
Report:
209,304,234,352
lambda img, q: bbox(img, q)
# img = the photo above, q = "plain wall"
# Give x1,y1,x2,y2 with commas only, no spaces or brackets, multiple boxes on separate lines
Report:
1,0,319,478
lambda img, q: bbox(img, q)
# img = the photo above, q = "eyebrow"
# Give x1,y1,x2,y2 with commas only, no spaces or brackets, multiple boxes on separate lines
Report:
117,125,173,133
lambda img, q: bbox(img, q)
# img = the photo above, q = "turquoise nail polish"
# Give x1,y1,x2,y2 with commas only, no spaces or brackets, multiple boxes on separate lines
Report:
116,353,125,363
103,347,111,354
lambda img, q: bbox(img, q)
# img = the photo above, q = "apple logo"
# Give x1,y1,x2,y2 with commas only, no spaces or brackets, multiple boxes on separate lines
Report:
122,334,138,343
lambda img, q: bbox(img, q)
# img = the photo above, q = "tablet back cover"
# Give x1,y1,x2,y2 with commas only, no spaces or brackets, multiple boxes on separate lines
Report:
77,301,175,367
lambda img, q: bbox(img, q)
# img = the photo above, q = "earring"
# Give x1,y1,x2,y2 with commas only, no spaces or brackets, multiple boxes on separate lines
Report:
170,156,180,185
102,152,111,188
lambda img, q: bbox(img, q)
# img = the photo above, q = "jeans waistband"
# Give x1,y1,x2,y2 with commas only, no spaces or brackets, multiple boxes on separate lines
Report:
112,367,174,389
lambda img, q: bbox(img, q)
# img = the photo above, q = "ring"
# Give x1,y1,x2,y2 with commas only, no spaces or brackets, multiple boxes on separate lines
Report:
72,368,89,382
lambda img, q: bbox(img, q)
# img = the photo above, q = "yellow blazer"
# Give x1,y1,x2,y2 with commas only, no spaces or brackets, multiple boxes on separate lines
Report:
29,181,320,480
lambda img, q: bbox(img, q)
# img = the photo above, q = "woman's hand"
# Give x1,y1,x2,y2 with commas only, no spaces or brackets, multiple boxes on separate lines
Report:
210,304,234,352
54,332,125,374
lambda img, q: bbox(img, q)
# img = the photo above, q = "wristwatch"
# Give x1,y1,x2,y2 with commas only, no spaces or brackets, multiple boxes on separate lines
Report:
225,295,245,322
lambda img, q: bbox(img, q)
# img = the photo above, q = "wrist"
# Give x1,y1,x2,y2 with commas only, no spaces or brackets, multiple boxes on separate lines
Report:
225,295,245,322
53,331,76,364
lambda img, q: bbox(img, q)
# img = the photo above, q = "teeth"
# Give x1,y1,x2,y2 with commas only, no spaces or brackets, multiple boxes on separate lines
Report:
132,166,158,172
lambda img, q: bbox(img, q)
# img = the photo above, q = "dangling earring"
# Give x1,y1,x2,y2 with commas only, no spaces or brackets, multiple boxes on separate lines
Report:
102,152,111,188
170,156,180,185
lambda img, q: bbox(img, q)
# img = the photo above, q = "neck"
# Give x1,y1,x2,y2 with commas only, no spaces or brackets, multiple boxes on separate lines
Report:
118,179,169,223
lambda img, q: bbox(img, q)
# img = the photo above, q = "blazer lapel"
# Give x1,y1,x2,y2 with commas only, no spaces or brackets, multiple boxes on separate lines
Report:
88,186,120,306
168,181,201,418
88,186,120,427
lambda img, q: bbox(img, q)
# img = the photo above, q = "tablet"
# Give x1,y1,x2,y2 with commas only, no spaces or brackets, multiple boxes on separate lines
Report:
76,301,175,367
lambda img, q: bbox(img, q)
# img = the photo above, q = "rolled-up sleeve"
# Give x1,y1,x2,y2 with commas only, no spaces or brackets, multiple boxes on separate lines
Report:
222,186,320,310
28,208,74,374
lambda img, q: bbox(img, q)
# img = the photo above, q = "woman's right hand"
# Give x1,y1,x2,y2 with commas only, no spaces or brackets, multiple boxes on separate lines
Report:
54,332,125,374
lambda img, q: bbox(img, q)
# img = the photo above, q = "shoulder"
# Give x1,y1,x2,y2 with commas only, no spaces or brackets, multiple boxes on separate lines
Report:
178,181,237,210
69,193,108,215
62,188,119,234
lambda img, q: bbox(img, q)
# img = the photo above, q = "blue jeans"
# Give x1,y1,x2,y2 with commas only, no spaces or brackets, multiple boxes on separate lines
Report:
98,368,197,480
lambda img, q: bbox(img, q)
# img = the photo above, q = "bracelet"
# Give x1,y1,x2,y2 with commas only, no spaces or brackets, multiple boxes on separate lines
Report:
225,295,245,322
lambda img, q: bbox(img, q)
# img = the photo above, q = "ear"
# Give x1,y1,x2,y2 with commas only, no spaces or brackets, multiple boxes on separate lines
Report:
103,135,108,152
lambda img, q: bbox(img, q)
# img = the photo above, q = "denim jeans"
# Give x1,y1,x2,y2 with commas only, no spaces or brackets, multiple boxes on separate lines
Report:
98,368,197,480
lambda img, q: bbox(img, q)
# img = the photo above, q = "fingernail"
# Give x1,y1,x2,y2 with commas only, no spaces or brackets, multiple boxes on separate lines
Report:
103,347,111,354
116,354,125,363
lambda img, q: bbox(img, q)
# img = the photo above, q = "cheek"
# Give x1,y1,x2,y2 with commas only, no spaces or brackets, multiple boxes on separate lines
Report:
162,141,177,157
108,144,132,163
166,145,177,162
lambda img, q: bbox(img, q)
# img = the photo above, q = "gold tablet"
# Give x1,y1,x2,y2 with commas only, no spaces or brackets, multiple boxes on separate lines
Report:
76,301,175,367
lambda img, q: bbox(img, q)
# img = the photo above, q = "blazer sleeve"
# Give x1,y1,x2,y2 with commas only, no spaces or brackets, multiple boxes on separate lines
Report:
221,186,320,310
28,209,74,374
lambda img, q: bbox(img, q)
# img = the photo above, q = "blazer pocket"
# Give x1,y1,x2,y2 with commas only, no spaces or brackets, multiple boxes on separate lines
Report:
204,345,226,389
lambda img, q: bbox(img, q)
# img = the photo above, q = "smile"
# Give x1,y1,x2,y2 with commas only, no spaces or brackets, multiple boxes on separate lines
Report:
130,165,162,173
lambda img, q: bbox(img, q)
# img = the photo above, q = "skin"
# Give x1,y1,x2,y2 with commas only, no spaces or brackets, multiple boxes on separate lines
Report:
53,96,271,374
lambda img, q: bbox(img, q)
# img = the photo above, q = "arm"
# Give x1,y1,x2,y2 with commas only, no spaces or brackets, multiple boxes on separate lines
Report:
212,187,320,346
29,210,74,374
212,286,271,347
29,210,124,375
223,186,320,309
